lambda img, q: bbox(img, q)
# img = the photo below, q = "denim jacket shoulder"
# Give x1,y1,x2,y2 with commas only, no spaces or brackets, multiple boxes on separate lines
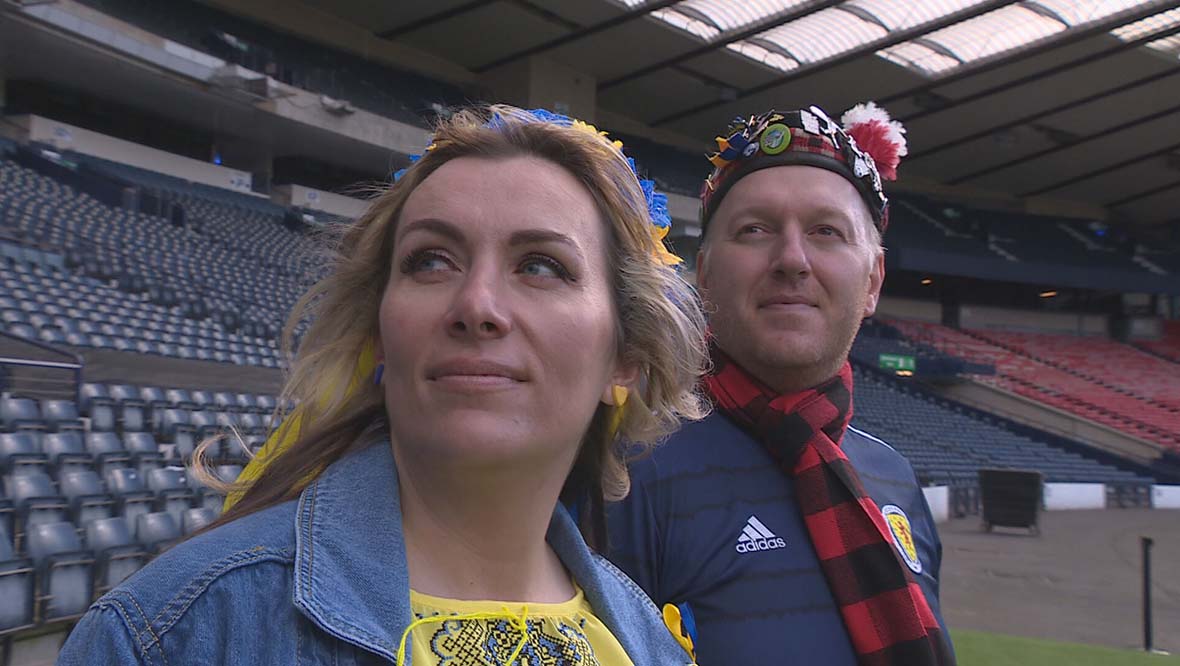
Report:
58,442,694,665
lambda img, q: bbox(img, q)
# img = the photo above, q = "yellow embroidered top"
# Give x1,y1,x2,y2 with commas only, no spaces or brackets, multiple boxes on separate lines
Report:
405,587,634,666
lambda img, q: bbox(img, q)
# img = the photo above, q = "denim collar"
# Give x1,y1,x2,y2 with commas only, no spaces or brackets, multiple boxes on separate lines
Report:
291,441,661,663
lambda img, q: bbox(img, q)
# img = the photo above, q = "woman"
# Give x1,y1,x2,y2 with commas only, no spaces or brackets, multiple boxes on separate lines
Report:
57,106,707,665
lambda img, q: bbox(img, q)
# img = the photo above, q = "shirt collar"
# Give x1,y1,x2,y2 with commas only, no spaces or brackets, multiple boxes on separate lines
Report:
290,440,620,662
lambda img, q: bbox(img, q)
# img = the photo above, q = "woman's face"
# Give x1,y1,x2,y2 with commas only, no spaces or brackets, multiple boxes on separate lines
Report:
378,155,627,470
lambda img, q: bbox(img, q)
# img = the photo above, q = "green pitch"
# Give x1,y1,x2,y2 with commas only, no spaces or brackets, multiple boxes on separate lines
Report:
954,630,1175,665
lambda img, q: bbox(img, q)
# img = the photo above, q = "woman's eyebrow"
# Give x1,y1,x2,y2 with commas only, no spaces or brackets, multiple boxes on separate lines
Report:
397,218,465,244
508,229,586,260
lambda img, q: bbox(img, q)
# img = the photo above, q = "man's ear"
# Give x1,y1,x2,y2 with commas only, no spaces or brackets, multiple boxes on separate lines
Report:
695,244,709,293
863,251,885,318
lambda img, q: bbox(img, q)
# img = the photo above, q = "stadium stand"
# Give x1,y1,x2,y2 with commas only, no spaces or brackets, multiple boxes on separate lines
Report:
0,153,292,367
851,364,1148,488
1136,319,1180,364
0,376,277,634
888,319,1180,452
72,0,469,127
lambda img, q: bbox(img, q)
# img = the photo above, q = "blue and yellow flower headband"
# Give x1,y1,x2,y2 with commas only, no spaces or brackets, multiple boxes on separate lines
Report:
394,108,682,267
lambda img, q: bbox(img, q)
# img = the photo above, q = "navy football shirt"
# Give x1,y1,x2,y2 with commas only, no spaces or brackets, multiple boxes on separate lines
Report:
607,412,949,664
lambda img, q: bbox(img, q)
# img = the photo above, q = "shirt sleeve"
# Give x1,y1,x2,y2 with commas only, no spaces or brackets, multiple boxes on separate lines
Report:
911,471,955,657
57,603,147,665
605,456,666,605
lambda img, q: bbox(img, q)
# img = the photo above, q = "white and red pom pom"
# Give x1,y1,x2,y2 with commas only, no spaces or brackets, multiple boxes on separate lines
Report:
841,102,907,181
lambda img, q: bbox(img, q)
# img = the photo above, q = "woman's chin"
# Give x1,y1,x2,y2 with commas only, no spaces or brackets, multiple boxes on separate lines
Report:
394,415,546,461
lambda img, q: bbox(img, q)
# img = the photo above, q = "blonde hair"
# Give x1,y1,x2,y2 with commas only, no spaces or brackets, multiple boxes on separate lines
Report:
194,105,709,546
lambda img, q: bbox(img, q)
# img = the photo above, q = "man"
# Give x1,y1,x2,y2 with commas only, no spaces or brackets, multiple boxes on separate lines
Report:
608,104,954,665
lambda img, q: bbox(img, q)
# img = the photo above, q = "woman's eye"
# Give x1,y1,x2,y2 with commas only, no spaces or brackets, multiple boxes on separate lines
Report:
400,250,454,274
519,255,570,281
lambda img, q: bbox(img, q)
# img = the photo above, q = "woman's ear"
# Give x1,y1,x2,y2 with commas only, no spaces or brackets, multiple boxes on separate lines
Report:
601,361,641,405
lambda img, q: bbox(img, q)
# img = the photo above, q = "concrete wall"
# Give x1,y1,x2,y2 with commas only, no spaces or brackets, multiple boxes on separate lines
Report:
878,297,941,323
200,0,473,87
959,304,1108,336
13,115,255,193
1043,483,1106,510
922,486,950,523
273,184,368,219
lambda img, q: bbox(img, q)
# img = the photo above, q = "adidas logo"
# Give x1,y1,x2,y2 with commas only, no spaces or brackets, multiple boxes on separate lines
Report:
735,515,786,553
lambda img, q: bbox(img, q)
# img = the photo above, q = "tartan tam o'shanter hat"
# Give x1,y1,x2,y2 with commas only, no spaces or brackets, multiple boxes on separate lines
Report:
699,102,908,234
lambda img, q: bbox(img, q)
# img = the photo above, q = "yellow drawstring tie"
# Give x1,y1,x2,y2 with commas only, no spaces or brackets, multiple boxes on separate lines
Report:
396,605,531,666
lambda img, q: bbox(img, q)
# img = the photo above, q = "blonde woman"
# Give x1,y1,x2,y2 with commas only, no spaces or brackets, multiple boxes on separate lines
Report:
57,106,706,666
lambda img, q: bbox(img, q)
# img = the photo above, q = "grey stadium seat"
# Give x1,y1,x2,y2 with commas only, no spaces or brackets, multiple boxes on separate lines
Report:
0,529,34,633
25,521,94,621
86,517,146,593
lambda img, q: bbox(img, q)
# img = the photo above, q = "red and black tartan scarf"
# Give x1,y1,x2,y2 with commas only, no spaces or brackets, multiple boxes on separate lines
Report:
704,345,953,666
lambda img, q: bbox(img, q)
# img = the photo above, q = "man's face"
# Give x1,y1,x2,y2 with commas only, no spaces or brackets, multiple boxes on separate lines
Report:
697,166,885,392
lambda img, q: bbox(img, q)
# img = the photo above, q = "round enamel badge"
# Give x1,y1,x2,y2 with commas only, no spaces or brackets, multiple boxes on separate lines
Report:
759,123,791,155
882,505,922,574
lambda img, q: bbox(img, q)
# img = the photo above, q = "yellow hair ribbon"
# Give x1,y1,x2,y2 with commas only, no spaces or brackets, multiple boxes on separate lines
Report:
223,342,379,511
396,605,530,666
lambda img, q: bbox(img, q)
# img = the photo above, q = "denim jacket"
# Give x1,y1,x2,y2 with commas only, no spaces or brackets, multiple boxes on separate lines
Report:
58,441,695,665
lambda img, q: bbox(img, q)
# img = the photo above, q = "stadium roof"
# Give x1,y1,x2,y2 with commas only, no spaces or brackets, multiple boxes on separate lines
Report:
290,0,1180,225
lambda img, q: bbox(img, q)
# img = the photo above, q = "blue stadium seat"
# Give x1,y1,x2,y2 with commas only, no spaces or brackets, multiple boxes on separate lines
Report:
38,327,67,344
109,385,148,432
84,432,132,476
25,521,94,621
0,397,44,432
40,400,84,432
146,467,193,518
85,517,146,593
0,529,34,634
0,432,48,474
164,388,195,409
5,472,68,535
181,507,218,535
103,468,155,524
42,432,93,474
56,467,110,522
135,512,181,552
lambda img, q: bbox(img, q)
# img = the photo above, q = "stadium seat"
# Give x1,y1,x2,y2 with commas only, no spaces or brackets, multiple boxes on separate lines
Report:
5,472,68,532
25,521,94,621
123,431,164,473
0,528,34,633
85,517,146,593
42,432,93,474
40,400,84,432
164,388,196,409
146,467,193,517
58,470,115,527
135,511,181,552
108,385,148,432
181,507,217,535
0,432,48,474
0,397,44,432
103,468,155,524
84,432,132,476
